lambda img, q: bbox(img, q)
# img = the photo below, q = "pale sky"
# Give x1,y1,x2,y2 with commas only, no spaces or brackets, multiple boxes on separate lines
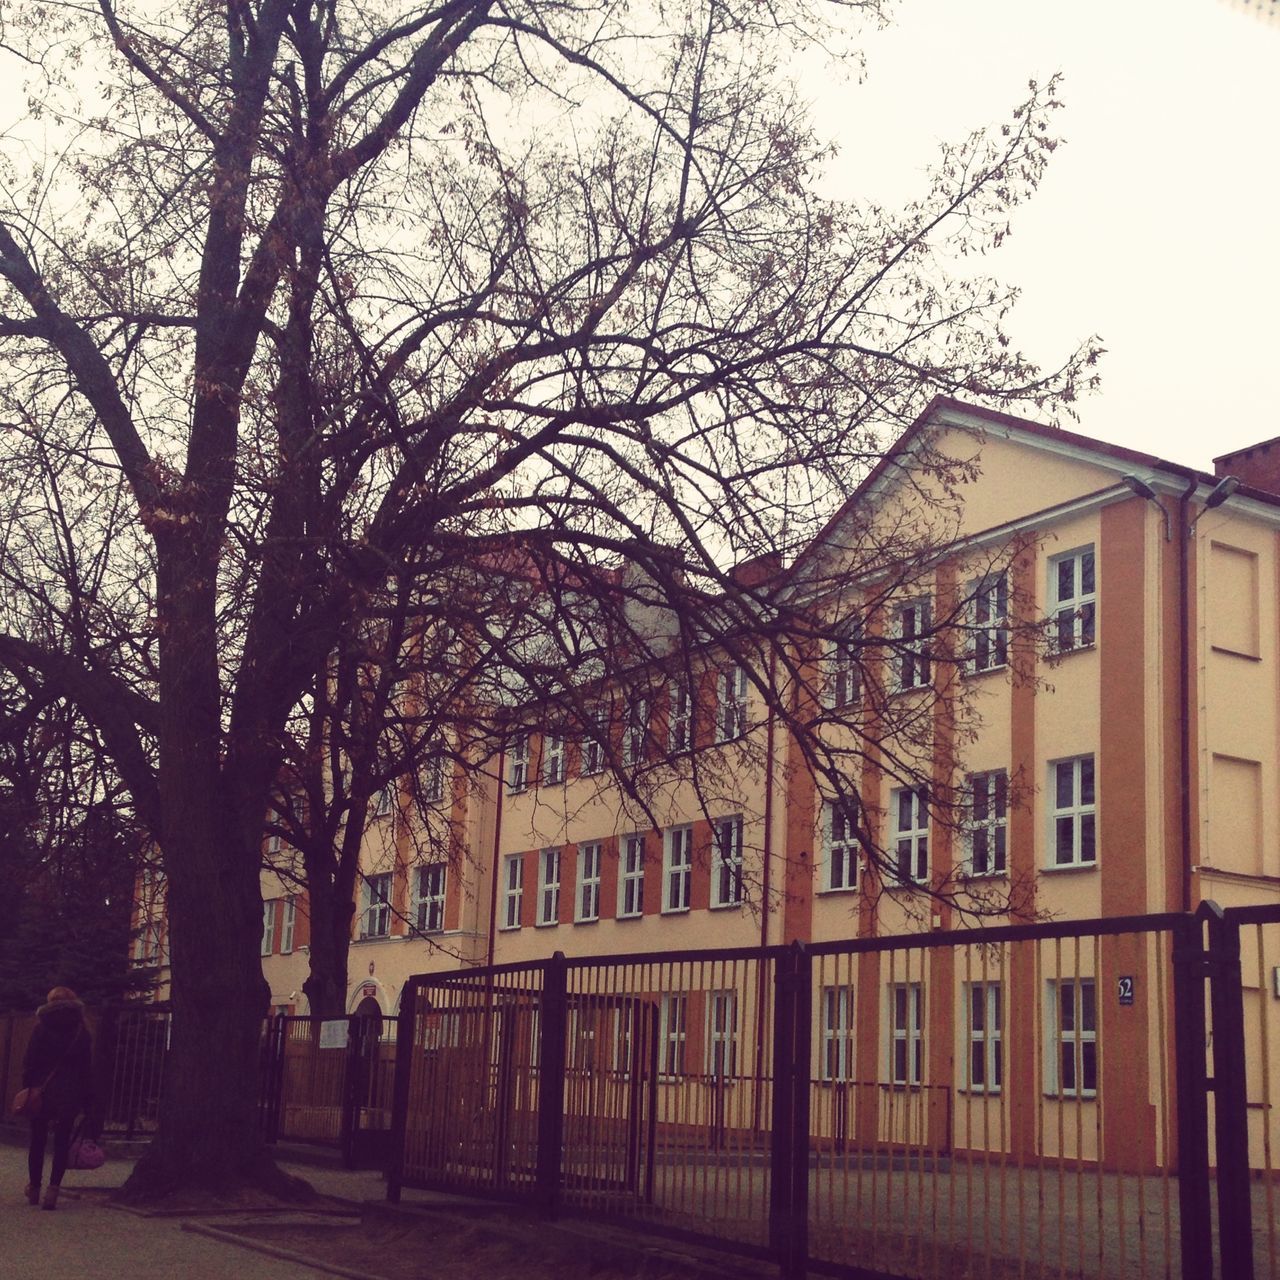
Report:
808,0,1280,471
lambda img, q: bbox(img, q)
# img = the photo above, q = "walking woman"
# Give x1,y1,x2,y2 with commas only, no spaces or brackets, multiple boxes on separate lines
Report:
21,986,94,1210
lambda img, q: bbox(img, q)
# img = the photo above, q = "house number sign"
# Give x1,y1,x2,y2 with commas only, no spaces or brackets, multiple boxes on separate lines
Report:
1117,975,1135,1006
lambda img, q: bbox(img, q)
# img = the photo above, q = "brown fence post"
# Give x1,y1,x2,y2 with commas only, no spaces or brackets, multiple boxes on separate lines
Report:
1205,905,1255,1280
769,941,809,1279
535,951,568,1218
386,982,418,1204
1172,911,1213,1280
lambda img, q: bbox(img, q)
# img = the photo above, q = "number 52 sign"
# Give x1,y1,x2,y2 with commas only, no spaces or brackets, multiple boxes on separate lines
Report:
1117,975,1135,1006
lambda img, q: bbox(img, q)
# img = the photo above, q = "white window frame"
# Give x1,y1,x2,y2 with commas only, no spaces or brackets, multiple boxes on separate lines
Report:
668,683,693,754
280,897,296,954
715,665,749,742
265,810,282,856
711,815,744,908
261,900,277,956
966,982,1002,1093
891,786,929,885
361,872,392,939
707,990,738,1079
538,848,561,926
542,734,565,786
820,985,854,1082
664,825,693,913
1049,546,1096,654
422,749,446,803
895,599,932,691
825,799,860,892
970,572,1009,674
577,842,602,923
501,854,524,930
618,835,645,918
968,770,1008,877
889,983,923,1086
581,708,605,777
824,624,860,710
622,695,650,767
415,863,447,934
508,736,529,792
1050,755,1097,868
374,783,395,817
1047,979,1097,1098
659,993,687,1078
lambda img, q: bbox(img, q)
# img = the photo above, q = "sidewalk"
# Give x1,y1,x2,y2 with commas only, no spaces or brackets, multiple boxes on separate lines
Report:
0,1141,381,1279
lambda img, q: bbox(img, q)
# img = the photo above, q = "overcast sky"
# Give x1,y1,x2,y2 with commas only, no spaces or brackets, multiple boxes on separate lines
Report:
807,0,1280,471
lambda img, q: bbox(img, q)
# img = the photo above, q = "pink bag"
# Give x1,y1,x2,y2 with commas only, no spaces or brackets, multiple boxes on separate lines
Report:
69,1131,105,1171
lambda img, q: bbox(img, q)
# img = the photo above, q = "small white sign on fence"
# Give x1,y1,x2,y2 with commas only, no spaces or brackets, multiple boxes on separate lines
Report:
319,1019,349,1050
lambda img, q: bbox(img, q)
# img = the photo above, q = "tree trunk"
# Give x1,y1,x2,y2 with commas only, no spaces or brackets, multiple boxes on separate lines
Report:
301,863,354,1019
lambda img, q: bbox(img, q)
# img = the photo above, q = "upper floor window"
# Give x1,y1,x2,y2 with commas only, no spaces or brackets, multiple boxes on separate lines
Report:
712,815,744,908
508,736,529,793
1050,547,1096,653
280,897,297,954
668,683,693,754
968,770,1008,877
824,630,860,710
501,854,524,929
581,707,605,777
715,665,749,742
892,786,929,885
360,872,392,939
895,600,931,691
664,825,693,913
622,696,650,768
261,900,277,956
542,735,565,786
970,573,1009,673
422,748,446,803
618,835,645,918
374,783,396,818
1051,756,1096,868
577,842,602,922
825,799,860,892
537,848,561,926
415,864,446,934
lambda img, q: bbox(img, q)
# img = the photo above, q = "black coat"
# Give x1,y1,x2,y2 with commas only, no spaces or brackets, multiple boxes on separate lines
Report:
22,999,94,1122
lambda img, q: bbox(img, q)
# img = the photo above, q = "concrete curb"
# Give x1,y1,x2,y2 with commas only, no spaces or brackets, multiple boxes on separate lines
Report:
180,1221,387,1280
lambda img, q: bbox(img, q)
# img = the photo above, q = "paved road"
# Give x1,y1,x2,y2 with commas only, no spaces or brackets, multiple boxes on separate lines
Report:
0,1141,382,1279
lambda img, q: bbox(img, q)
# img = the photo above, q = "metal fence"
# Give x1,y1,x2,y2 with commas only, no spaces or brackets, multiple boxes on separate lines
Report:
389,903,1280,1280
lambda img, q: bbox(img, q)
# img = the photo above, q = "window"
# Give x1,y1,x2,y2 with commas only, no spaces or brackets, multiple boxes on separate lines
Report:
618,836,645,918
970,573,1009,673
569,1008,597,1072
415,864,447,933
892,786,929,884
538,848,561,926
968,770,1008,876
542,735,565,786
360,873,392,938
581,707,605,777
966,983,1002,1092
374,783,395,817
623,696,650,767
820,986,855,1082
669,683,693,753
1050,547,1096,653
716,665,749,742
659,993,687,1077
137,922,163,965
422,750,445,803
889,983,923,1086
707,991,738,1079
824,624,860,709
508,736,529,792
825,799,860,892
265,810,282,856
577,842,602,922
896,600,931,691
1051,756,1096,867
664,826,693,912
1048,979,1097,1098
712,815,744,907
261,900,276,956
280,898,297,954
501,855,524,929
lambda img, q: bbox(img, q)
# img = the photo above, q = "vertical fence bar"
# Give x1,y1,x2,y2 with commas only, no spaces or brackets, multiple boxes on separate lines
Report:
769,943,797,1263
1205,906,1255,1280
536,951,568,1217
386,981,418,1204
789,942,811,1280
1172,912,1213,1280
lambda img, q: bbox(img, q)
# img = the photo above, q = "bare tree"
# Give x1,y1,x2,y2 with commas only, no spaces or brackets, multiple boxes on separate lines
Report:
0,0,1097,1198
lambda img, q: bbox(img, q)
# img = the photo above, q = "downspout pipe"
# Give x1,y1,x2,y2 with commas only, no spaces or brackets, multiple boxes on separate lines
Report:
1177,479,1197,914
485,746,506,970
